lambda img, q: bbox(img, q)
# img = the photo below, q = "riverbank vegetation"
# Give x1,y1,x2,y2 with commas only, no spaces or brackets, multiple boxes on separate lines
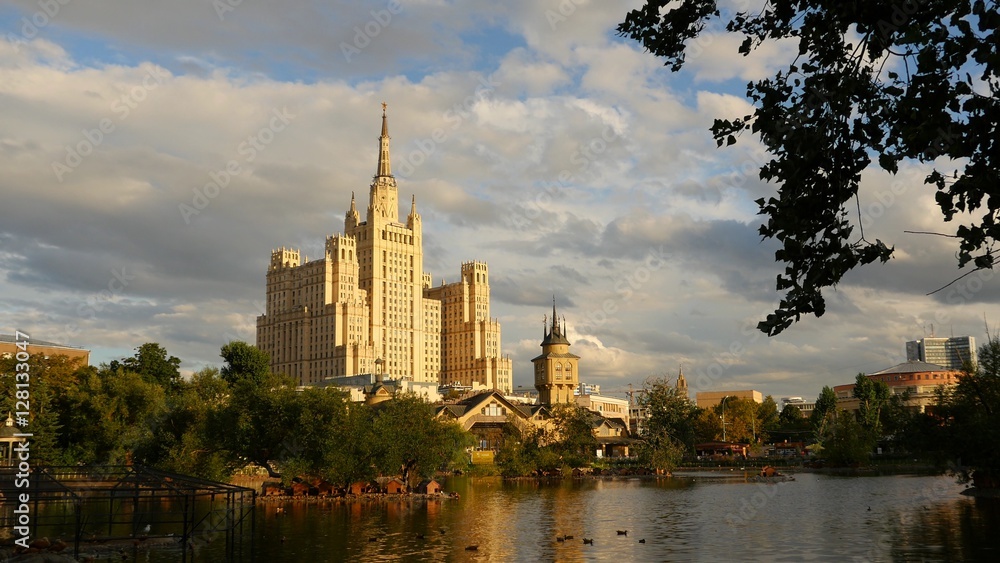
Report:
622,338,1000,489
0,342,471,488
3,338,999,489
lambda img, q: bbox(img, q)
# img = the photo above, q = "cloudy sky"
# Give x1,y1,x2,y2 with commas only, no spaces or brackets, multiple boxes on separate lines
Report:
2,0,995,401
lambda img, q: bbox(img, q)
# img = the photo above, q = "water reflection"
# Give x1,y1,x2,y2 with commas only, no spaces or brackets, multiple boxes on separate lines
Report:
118,473,1000,562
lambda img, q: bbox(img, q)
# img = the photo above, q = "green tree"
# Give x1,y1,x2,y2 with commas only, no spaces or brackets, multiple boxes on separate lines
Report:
811,386,839,435
220,341,271,388
0,354,86,465
119,343,181,389
620,1,1000,336
638,377,699,471
713,397,764,444
758,395,780,440
212,371,300,478
548,403,598,468
853,373,891,438
778,403,805,427
932,336,1000,487
143,367,231,480
274,386,355,485
495,416,542,477
692,408,722,443
773,403,812,443
820,410,875,467
370,395,474,485
60,365,169,465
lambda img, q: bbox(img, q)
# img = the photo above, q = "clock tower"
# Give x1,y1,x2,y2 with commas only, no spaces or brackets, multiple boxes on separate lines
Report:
533,299,580,405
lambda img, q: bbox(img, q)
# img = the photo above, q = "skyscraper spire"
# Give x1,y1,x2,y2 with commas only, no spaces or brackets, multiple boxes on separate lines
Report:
406,193,421,229
376,102,392,178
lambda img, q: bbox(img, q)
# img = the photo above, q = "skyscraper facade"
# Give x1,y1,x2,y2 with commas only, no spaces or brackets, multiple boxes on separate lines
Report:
905,336,977,370
256,106,512,391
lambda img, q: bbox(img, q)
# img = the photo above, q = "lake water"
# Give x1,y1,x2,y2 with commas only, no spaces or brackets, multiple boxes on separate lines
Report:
73,471,1000,561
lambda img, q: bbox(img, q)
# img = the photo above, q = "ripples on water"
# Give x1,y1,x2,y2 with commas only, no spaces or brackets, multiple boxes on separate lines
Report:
145,472,1000,562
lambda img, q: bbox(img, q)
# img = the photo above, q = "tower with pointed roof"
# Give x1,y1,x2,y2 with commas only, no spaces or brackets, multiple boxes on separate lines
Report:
675,366,689,401
257,105,511,391
532,299,581,405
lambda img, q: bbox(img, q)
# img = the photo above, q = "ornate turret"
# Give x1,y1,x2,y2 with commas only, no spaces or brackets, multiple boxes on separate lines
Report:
346,191,360,230
542,297,570,345
406,194,421,229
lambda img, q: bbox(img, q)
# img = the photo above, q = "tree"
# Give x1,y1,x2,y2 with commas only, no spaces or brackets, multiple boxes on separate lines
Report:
119,343,181,389
758,395,780,440
60,365,169,465
0,354,87,465
370,395,473,485
143,367,232,480
853,373,891,438
212,370,301,478
220,341,271,388
811,386,839,434
932,336,1000,487
638,377,699,471
692,408,722,443
495,415,546,477
821,409,875,467
548,403,598,468
620,1,1000,336
712,397,760,443
779,403,804,427
773,403,811,443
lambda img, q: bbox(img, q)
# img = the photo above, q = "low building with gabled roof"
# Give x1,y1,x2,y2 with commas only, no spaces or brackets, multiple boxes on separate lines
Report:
436,390,553,450
588,412,635,458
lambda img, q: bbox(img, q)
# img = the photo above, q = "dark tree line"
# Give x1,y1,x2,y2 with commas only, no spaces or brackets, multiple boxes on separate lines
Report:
0,341,471,486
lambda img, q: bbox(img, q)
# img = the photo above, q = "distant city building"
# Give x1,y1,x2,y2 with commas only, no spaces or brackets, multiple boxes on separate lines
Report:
0,335,90,366
256,106,512,391
833,360,962,413
575,382,601,396
695,390,763,409
319,372,442,403
532,302,580,405
576,393,630,427
905,336,976,371
781,396,816,418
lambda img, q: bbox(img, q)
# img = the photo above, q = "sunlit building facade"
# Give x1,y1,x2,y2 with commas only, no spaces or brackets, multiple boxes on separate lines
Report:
257,106,512,391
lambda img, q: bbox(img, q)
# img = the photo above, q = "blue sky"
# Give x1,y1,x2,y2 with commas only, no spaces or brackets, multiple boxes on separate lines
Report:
1,0,993,400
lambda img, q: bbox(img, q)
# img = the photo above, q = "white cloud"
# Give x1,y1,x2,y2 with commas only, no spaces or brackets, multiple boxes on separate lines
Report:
0,1,994,404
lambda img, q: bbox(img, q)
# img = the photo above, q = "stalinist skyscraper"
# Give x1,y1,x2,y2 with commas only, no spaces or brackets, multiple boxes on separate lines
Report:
256,105,512,392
